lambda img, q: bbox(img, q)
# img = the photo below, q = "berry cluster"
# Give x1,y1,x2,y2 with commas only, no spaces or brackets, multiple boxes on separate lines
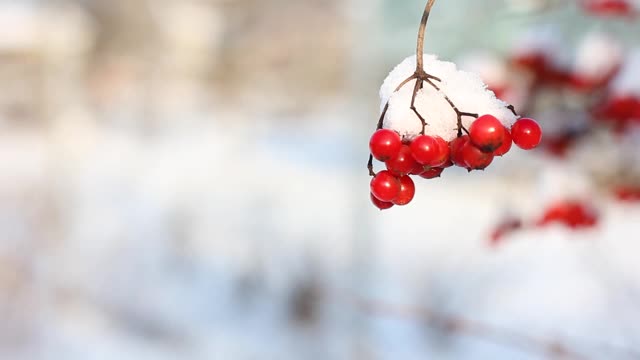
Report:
536,200,599,229
593,95,640,132
489,200,599,246
369,116,542,209
613,185,640,202
580,0,638,18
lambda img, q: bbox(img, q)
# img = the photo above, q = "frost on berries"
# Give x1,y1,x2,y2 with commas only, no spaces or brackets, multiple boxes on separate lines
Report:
366,0,542,210
379,55,518,142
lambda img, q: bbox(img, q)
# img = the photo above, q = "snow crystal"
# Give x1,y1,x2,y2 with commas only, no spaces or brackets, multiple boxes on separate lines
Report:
611,49,640,97
379,54,517,142
574,32,623,81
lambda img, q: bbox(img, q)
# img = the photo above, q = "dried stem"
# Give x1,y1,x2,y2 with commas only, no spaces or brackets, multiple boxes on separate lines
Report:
416,0,437,72
354,298,604,360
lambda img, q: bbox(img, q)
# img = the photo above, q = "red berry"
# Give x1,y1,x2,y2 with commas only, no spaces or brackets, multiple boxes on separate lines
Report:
410,162,427,175
386,145,419,176
449,135,470,168
493,127,513,156
370,170,400,202
433,136,450,167
410,135,440,166
469,115,506,152
440,159,454,168
461,142,494,170
511,118,542,150
370,193,394,210
393,175,415,206
419,167,444,179
369,129,402,162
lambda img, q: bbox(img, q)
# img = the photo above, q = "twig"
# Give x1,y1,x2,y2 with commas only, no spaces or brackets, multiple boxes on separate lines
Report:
416,0,437,72
354,298,594,360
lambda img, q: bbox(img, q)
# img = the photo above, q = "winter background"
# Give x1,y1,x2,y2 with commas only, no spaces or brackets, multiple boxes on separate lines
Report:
1,0,640,359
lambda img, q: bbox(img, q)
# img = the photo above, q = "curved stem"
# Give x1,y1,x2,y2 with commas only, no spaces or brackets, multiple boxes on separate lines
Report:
416,0,437,72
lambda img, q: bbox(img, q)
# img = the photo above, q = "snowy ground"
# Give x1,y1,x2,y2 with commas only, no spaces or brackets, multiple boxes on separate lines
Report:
1,104,639,360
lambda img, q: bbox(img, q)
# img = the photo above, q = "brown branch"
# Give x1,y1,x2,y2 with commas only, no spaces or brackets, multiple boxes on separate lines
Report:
416,0,437,72
424,78,478,137
354,298,598,360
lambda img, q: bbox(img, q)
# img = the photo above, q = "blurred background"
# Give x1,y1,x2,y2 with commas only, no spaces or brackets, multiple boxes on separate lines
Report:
2,0,640,359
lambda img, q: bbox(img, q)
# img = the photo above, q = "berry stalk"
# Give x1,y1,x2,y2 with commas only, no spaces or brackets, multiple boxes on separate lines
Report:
416,0,437,72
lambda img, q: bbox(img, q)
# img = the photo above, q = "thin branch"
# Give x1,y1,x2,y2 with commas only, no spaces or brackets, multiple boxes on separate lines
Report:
355,298,594,360
416,0,438,72
424,78,478,136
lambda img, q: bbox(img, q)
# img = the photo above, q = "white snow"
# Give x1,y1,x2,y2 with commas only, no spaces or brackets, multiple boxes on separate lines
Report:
380,55,518,142
574,31,623,81
512,25,569,69
611,49,640,97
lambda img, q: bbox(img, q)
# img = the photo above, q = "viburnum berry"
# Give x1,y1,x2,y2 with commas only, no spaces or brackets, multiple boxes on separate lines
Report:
410,135,441,166
393,175,416,206
493,127,513,156
511,118,542,150
410,162,427,175
370,193,394,210
419,167,444,179
386,145,419,176
370,129,402,161
370,170,400,203
461,142,494,170
449,135,470,168
469,115,506,152
433,136,450,167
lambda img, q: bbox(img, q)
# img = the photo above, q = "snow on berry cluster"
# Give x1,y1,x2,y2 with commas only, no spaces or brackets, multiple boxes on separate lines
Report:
380,55,518,142
368,55,543,209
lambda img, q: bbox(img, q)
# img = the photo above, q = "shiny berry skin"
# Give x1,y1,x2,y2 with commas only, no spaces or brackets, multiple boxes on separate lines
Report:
370,193,394,210
461,142,494,170
433,136,450,167
493,127,512,156
369,129,402,162
386,145,418,176
393,175,415,206
469,115,506,152
370,170,400,202
419,167,444,179
449,135,470,168
410,135,440,166
410,162,427,175
511,118,542,150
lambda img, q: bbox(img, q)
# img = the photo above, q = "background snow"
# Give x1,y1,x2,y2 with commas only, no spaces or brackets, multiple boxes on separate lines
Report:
1,1,640,360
